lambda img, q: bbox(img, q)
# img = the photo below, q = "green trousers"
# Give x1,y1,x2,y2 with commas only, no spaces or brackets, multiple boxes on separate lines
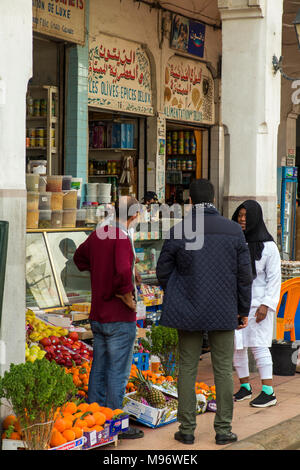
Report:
177,329,234,436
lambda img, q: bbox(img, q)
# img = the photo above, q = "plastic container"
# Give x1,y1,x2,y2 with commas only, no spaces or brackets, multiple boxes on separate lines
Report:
98,183,111,197
27,192,39,211
38,210,52,229
76,209,86,227
26,173,40,191
51,210,63,228
98,196,111,204
62,175,72,191
86,195,99,203
38,176,47,192
27,210,39,229
46,175,63,192
86,183,99,195
86,205,97,226
62,209,76,228
63,190,77,209
71,177,83,197
51,192,63,211
39,192,52,210
270,340,300,376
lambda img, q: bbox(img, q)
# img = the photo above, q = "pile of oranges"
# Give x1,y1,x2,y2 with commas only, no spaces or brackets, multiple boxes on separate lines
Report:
1,415,23,441
64,361,92,398
50,401,124,448
195,382,216,399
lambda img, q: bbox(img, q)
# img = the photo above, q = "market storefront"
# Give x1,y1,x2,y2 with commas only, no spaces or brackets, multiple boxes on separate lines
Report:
162,55,215,205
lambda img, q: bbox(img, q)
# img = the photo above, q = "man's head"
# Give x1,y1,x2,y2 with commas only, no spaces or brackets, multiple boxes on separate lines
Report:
115,195,140,228
189,179,215,205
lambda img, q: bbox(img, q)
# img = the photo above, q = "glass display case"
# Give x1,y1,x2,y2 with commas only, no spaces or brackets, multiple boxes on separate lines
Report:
26,224,168,310
26,229,92,310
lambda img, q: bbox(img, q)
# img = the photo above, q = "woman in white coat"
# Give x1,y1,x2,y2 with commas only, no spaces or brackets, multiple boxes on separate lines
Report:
232,200,282,408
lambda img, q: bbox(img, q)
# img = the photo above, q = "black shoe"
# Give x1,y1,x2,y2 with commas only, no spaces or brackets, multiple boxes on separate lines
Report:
174,431,195,445
233,386,252,402
215,432,238,445
250,391,277,408
118,426,144,439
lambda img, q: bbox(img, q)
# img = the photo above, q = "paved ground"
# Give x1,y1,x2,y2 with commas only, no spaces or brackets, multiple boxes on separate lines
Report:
95,352,300,451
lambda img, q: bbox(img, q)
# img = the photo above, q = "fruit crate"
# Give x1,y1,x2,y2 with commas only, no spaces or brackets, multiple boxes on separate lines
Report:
122,392,177,428
1,437,84,451
132,352,149,371
123,388,207,428
83,415,129,450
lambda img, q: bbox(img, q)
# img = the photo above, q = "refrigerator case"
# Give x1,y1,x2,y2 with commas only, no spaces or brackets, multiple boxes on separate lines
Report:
280,167,298,260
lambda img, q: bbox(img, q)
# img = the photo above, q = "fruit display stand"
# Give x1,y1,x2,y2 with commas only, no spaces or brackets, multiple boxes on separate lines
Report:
82,414,129,450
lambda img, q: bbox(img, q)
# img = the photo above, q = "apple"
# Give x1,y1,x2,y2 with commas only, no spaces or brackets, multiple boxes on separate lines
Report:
40,337,51,347
68,332,79,342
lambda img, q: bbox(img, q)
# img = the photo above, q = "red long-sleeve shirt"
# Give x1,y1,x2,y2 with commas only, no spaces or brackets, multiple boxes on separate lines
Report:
73,226,136,323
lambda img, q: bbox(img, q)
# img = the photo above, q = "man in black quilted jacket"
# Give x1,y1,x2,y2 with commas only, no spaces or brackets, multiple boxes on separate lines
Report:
156,179,253,446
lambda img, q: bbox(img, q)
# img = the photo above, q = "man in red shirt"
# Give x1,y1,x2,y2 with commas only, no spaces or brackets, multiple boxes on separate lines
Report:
73,196,144,439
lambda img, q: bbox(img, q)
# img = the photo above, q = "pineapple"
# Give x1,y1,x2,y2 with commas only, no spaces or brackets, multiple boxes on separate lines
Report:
166,398,178,411
131,369,167,409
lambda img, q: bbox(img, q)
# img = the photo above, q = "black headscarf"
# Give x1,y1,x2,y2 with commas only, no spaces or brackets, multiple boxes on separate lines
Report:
232,200,274,279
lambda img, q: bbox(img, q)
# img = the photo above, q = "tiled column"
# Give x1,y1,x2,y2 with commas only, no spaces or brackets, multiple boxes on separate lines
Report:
64,2,89,187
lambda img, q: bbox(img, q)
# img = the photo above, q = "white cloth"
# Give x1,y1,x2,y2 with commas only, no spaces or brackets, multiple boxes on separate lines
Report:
234,241,281,349
233,346,273,380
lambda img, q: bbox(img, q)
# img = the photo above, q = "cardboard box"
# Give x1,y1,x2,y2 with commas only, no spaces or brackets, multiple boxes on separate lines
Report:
71,303,91,313
2,437,84,451
40,314,72,328
83,415,129,449
50,437,84,450
123,389,207,428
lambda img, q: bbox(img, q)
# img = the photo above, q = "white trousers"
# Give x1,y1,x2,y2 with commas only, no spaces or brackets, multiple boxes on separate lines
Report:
233,346,273,380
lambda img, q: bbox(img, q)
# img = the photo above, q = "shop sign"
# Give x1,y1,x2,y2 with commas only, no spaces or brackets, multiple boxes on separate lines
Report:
164,56,214,125
88,35,154,116
171,14,206,59
32,0,86,45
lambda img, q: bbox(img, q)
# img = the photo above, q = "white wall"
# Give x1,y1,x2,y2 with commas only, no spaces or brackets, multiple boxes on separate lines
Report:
0,1,32,380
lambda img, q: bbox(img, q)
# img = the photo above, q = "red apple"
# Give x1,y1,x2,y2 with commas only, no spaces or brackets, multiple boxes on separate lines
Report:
40,337,51,347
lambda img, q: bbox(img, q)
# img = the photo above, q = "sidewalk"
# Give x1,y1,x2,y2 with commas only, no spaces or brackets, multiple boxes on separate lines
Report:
96,353,300,451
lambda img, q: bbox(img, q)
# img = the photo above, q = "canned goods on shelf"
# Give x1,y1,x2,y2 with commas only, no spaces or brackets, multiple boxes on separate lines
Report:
28,128,36,138
36,127,46,137
40,99,47,117
30,137,36,147
33,99,41,116
36,137,45,148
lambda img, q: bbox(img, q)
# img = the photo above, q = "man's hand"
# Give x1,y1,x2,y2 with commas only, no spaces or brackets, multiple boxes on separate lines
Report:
116,292,136,311
237,316,248,329
255,305,268,323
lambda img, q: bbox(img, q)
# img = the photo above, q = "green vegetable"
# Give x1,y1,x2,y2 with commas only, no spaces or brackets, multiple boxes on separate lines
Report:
0,358,76,450
140,325,179,378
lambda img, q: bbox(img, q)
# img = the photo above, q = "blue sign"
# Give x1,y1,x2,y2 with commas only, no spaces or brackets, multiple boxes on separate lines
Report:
171,14,206,59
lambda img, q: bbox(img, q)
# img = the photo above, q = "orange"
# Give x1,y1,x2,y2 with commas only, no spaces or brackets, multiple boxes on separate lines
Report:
14,420,22,434
98,407,114,421
113,409,124,415
10,431,22,440
77,402,89,413
62,401,77,415
63,417,73,430
84,414,96,428
72,427,83,439
93,412,106,426
62,429,76,442
54,417,67,433
90,425,103,432
87,402,101,413
3,415,17,430
50,429,67,448
73,411,84,420
74,419,88,429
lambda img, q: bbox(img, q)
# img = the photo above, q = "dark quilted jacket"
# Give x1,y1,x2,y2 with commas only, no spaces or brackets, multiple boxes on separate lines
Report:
156,206,253,331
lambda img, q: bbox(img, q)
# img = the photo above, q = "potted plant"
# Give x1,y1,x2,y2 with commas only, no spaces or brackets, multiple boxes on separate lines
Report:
0,358,76,450
140,325,179,377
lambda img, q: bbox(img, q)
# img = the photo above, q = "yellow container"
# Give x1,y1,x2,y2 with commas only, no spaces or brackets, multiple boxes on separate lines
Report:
27,210,39,229
27,192,39,211
26,174,40,191
62,209,76,228
51,192,63,211
63,190,77,209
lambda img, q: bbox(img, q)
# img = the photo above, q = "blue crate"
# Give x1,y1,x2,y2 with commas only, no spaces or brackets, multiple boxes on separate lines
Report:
132,352,150,371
